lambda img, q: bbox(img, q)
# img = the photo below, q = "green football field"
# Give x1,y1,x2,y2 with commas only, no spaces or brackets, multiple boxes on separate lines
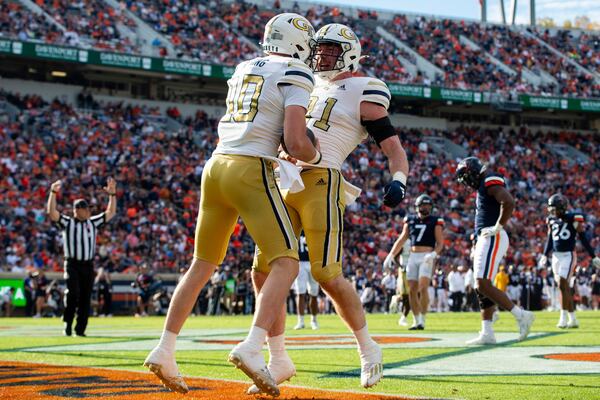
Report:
0,311,599,400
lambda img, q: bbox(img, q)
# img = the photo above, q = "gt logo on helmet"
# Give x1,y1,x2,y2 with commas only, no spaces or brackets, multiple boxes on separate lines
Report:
291,17,312,33
339,28,356,41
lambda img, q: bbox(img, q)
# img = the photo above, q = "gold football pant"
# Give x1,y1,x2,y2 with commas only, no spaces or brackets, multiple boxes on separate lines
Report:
193,154,298,265
253,168,345,283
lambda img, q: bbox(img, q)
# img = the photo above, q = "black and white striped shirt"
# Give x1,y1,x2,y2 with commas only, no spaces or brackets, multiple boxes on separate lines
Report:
56,213,106,261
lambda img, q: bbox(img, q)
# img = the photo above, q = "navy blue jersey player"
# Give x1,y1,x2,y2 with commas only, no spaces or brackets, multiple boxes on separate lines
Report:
384,194,444,330
456,157,534,345
540,194,600,328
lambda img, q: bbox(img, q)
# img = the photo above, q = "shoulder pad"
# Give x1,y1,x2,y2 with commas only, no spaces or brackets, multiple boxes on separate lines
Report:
484,174,506,188
360,78,391,110
278,61,314,93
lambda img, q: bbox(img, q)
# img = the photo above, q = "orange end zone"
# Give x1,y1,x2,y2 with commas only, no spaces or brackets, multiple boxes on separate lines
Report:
543,353,600,362
0,361,418,400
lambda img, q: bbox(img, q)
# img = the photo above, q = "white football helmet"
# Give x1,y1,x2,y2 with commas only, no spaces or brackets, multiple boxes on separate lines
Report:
262,13,315,64
311,23,361,80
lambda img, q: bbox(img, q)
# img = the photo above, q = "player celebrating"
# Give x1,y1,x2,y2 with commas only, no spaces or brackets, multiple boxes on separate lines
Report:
539,194,600,328
385,194,444,330
143,13,319,396
293,232,319,330
250,23,409,393
456,157,535,345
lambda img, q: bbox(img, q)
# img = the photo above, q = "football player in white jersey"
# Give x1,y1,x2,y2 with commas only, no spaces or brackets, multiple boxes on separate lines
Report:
251,23,409,393
143,13,320,397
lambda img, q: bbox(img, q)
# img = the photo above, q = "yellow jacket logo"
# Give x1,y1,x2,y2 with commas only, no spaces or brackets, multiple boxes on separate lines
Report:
339,28,356,41
292,17,312,33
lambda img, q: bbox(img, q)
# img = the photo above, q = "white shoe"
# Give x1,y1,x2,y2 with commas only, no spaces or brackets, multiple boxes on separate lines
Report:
228,342,279,397
310,320,319,330
143,347,189,394
359,344,383,388
466,331,496,345
517,311,535,341
567,319,579,329
398,315,408,326
492,311,500,323
557,319,568,329
247,352,296,395
293,321,305,330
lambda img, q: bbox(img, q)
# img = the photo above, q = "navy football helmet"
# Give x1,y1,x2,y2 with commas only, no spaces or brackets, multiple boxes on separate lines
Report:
548,194,568,217
456,157,486,189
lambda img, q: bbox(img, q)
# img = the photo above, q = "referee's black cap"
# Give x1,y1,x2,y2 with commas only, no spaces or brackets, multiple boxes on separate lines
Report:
73,199,89,209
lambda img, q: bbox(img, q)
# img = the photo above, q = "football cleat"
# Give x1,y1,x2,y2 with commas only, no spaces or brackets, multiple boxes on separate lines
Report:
557,319,568,329
517,311,535,341
293,321,305,330
228,343,279,397
567,319,579,329
408,324,424,330
247,352,296,395
359,344,383,388
310,320,319,330
398,315,408,326
143,347,189,394
466,331,496,345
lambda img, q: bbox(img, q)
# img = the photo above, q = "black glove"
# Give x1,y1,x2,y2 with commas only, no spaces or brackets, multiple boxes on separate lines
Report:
383,180,406,208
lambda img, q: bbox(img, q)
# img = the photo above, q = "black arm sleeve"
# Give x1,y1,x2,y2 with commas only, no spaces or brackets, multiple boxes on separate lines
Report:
578,230,596,258
362,116,397,146
544,231,553,256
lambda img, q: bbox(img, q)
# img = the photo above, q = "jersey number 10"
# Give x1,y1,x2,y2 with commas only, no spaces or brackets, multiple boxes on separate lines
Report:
221,74,265,123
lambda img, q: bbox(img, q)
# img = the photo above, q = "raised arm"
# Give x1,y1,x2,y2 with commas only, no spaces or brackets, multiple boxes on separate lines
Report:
46,180,62,222
361,101,409,208
104,177,117,222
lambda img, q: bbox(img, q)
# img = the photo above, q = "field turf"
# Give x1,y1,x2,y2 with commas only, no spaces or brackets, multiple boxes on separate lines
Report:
0,311,598,399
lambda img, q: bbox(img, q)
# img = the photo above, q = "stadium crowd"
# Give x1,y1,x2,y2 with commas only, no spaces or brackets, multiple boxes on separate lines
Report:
1,0,599,98
1,90,599,317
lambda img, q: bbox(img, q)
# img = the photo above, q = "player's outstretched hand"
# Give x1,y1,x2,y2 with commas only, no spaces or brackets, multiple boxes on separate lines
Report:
383,180,406,208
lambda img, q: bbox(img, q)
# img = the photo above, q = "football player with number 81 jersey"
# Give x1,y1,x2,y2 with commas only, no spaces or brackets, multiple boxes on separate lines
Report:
251,22,409,392
540,194,600,328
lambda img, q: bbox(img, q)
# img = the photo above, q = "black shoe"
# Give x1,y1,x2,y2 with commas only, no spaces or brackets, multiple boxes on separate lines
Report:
64,324,72,336
408,325,419,330
75,332,87,337
416,325,425,330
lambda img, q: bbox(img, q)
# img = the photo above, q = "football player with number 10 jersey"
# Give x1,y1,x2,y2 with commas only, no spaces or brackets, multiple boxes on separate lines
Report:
144,13,320,397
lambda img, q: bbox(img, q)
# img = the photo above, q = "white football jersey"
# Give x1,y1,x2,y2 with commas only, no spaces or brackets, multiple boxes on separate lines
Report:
299,76,391,170
215,55,314,157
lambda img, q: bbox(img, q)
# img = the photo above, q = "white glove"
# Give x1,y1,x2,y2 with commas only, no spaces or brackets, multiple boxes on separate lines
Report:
423,251,437,265
480,223,503,238
538,255,548,268
593,257,600,269
383,253,396,270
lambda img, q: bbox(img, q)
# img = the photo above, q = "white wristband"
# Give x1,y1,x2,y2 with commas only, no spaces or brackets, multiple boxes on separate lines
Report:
307,150,321,165
392,171,407,185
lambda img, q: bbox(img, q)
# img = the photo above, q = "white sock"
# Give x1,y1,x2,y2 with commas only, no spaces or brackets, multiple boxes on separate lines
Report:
413,314,421,325
267,334,286,358
157,330,177,353
568,312,576,322
353,325,377,354
510,305,523,320
244,325,268,351
310,314,317,323
482,320,494,335
297,314,304,324
560,310,568,321
420,314,426,325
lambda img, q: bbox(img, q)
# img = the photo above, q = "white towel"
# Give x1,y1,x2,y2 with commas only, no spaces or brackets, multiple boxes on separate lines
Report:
263,156,305,193
343,179,362,205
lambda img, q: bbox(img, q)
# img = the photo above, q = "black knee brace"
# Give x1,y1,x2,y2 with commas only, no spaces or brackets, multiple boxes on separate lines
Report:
476,289,495,310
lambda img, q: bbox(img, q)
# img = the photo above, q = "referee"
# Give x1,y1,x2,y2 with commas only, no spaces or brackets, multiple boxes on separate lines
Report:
47,178,117,336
